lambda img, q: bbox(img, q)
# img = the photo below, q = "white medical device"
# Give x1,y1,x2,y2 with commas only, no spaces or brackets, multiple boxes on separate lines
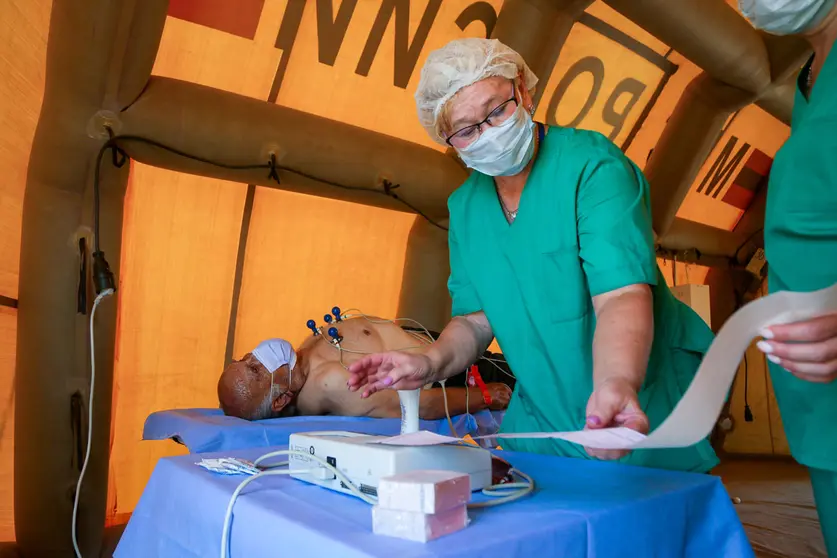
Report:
288,431,492,499
397,389,420,435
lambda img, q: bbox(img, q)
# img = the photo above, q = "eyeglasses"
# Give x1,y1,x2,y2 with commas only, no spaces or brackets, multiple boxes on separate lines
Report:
446,83,519,149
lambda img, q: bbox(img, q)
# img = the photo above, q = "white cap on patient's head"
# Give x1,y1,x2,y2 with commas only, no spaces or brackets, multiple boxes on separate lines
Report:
252,338,297,374
218,338,299,421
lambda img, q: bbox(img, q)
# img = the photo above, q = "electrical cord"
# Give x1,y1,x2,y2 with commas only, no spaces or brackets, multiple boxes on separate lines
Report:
325,312,463,437
732,228,764,263
743,352,753,422
468,468,535,508
732,290,754,423
94,134,448,235
221,448,535,557
478,355,517,381
341,310,515,381
220,464,318,558
341,310,436,342
329,310,517,438
220,449,376,558
439,380,459,438
335,311,487,438
672,252,677,286
72,288,114,558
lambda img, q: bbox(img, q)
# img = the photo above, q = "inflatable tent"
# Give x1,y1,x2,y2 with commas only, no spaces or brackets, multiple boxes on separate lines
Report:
0,0,809,555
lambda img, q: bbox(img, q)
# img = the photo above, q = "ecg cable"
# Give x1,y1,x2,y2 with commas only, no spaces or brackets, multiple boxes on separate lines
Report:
71,288,114,558
321,311,461,436
219,448,535,558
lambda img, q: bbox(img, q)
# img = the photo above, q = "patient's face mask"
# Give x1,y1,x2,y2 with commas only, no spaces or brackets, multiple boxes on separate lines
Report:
455,90,536,177
252,338,297,393
738,0,835,34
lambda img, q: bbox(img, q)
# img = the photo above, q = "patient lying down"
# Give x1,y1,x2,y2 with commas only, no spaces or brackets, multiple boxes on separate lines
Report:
217,316,511,421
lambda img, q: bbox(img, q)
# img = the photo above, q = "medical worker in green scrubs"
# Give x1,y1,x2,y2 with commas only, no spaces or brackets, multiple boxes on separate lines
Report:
739,1,837,554
347,38,719,473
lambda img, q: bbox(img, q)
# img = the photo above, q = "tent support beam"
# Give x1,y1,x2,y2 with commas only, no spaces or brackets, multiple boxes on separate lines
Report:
119,77,466,222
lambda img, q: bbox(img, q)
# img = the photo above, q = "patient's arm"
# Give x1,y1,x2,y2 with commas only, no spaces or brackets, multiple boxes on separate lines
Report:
417,386,490,420
316,367,499,419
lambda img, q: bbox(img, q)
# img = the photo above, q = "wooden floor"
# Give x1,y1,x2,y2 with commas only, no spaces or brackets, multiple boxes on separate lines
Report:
715,457,827,558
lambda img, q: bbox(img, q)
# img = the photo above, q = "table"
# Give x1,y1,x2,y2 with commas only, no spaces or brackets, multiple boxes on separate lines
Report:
116,445,754,558
142,409,505,453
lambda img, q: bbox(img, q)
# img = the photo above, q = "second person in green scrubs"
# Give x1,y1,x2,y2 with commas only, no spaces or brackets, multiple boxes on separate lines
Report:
347,38,718,472
739,0,837,554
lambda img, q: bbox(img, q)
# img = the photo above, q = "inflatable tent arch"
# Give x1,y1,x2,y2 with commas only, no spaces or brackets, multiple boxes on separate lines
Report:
7,0,808,555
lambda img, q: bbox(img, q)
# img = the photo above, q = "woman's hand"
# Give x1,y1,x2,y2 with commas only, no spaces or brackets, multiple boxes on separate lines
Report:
758,313,837,383
347,351,438,398
584,377,649,460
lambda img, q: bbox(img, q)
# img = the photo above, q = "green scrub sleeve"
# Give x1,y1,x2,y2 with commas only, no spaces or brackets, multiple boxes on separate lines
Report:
577,154,658,297
447,224,482,317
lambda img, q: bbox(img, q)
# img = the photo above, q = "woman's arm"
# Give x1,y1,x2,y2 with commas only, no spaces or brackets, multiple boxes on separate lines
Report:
591,284,654,392
346,312,495,395
574,145,659,459
424,312,495,382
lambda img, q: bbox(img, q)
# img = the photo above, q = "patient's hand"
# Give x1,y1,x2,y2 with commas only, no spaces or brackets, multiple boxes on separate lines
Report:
486,383,512,410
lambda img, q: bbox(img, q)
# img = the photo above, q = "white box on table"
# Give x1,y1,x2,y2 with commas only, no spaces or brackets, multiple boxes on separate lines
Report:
377,470,471,514
372,504,469,542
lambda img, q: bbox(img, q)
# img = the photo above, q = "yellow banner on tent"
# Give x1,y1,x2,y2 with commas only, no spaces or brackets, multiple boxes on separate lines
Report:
159,1,674,152
274,0,504,149
677,104,790,231
535,12,672,148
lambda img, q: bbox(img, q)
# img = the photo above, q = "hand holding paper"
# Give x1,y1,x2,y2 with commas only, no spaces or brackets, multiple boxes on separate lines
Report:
758,312,837,383
584,377,649,459
375,283,837,451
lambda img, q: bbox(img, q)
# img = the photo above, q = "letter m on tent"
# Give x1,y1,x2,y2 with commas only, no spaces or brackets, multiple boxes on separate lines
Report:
696,136,751,198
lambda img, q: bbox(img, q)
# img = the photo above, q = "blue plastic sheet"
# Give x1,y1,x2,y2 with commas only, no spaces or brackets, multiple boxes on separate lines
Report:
116,445,754,558
143,408,505,453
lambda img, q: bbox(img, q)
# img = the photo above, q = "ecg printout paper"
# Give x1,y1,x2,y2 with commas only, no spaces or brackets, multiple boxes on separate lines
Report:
375,283,837,451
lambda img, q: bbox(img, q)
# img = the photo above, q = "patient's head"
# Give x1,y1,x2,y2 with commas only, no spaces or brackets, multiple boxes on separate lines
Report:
217,338,302,420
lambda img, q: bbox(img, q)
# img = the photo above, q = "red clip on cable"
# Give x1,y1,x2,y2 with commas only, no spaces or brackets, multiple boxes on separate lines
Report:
467,364,492,406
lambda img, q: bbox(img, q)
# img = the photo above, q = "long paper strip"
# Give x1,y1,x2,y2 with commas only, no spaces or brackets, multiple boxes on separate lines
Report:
375,283,837,450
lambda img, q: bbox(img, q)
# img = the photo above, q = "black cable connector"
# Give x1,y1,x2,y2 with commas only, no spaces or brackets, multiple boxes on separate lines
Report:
743,352,753,422
77,237,88,314
92,251,116,295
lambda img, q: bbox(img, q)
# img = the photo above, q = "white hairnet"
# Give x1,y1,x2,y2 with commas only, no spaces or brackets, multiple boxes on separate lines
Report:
739,0,835,34
414,38,538,145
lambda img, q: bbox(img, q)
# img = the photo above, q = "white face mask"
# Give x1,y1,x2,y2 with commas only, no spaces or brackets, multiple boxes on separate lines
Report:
739,0,835,34
456,101,536,177
252,338,297,388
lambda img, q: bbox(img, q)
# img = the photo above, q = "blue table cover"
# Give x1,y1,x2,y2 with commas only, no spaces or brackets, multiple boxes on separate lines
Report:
143,408,505,453
116,445,754,558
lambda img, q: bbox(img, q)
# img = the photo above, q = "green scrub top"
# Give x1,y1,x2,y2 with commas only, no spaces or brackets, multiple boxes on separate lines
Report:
764,52,837,473
447,126,719,473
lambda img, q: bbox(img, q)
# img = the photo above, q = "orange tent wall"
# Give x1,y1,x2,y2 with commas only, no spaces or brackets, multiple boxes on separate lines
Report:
0,0,799,540
0,0,52,541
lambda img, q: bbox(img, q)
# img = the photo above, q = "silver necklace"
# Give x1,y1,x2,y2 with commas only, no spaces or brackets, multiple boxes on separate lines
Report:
498,195,518,223
496,121,540,224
